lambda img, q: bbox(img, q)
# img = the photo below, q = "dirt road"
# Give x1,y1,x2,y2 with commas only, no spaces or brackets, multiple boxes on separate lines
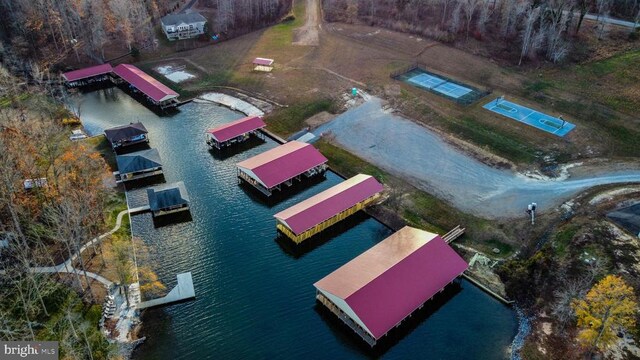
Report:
293,0,320,46
315,98,640,219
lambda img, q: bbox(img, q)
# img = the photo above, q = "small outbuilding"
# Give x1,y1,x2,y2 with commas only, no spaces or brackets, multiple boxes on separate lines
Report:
314,226,468,346
147,181,190,217
104,122,149,150
206,116,266,150
236,141,328,196
114,148,163,183
274,174,383,243
253,58,274,72
160,12,207,41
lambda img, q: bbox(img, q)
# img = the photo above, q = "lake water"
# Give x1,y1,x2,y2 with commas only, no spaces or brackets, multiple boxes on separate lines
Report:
77,88,517,360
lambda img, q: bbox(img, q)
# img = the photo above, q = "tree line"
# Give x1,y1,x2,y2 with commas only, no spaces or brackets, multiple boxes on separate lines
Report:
322,0,640,64
206,0,294,33
0,0,293,75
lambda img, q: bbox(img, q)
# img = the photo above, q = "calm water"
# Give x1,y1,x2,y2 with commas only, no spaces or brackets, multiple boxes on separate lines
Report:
77,88,517,360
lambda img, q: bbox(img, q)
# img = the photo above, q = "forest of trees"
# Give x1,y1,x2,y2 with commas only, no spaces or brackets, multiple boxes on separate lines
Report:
205,0,293,33
0,67,118,357
322,0,640,64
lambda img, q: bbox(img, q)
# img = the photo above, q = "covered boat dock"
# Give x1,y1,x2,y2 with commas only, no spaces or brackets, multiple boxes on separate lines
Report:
274,174,383,243
206,116,266,150
314,226,468,346
104,122,149,151
61,64,113,88
146,181,191,217
112,64,179,109
236,141,328,196
114,148,163,183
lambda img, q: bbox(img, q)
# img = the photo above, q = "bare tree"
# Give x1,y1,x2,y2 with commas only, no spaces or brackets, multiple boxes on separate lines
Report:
475,1,491,36
461,0,482,37
441,0,457,27
595,0,613,39
519,6,541,65
450,1,464,33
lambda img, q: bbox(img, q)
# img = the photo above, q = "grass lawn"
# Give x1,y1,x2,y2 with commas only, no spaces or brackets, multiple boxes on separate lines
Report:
264,98,336,136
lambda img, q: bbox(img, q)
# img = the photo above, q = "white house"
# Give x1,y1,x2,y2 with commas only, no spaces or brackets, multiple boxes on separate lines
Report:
160,12,207,41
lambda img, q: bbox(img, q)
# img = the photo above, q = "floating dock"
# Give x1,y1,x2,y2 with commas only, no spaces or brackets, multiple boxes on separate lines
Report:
274,174,383,244
137,272,196,309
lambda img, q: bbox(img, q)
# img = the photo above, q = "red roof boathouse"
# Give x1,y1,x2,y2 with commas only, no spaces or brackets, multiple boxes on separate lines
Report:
236,141,328,196
314,226,469,346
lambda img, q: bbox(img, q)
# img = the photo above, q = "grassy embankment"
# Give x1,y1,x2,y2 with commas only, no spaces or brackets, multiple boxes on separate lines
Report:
523,49,640,158
397,87,540,164
315,140,513,254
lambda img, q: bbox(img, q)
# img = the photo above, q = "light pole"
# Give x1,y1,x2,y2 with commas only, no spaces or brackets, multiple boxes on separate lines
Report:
527,203,537,225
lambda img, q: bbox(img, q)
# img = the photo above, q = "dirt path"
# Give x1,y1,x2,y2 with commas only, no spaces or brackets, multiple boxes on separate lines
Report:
293,0,320,46
315,98,640,219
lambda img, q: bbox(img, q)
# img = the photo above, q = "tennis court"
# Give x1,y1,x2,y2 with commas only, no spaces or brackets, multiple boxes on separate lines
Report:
483,98,576,137
407,73,473,99
394,67,488,105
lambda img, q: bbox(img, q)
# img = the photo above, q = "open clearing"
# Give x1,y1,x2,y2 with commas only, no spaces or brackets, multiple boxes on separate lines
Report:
166,11,640,166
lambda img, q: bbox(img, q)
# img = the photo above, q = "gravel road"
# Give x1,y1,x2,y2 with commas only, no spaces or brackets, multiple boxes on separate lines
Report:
315,97,640,219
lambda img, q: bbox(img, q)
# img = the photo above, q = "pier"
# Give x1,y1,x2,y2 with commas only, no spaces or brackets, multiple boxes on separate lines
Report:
137,272,196,309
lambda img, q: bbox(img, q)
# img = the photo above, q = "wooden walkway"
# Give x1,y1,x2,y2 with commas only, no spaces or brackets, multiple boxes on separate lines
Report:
443,225,465,243
129,205,151,215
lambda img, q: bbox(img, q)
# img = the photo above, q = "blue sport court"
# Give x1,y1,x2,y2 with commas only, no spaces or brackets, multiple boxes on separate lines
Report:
483,98,576,137
407,73,473,99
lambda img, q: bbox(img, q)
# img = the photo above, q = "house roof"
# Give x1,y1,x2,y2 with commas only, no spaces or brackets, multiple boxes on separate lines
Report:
147,181,190,211
113,64,178,103
253,58,274,66
314,226,468,340
62,64,113,82
160,12,207,27
207,116,266,143
236,141,328,189
274,174,383,235
104,122,148,143
116,148,162,174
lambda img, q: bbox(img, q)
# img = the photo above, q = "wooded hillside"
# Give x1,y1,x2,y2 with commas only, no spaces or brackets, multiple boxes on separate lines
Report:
322,0,640,64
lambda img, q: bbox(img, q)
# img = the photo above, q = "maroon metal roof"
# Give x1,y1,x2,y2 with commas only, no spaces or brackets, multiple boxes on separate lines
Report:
207,116,266,143
236,141,327,189
62,64,113,82
274,174,383,234
253,58,274,66
314,226,468,340
113,64,178,102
